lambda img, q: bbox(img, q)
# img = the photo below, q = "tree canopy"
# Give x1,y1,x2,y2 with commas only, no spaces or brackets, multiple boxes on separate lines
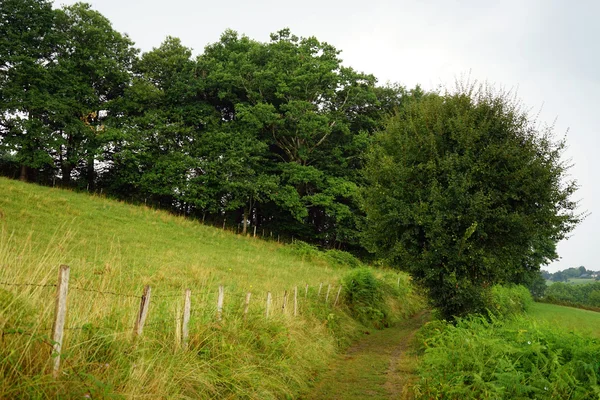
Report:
361,86,583,319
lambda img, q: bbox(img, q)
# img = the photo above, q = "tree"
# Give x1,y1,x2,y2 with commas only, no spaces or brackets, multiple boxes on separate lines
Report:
362,86,583,320
0,0,56,182
197,29,393,247
49,3,136,187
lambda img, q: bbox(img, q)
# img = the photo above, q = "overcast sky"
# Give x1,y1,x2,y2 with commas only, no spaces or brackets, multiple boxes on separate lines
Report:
53,0,599,272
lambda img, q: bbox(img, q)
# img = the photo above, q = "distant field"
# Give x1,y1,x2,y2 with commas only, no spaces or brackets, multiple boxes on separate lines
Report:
566,278,597,285
546,278,596,286
524,302,600,338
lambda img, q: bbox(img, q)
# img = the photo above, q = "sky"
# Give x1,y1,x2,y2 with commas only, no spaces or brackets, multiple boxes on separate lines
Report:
53,0,599,272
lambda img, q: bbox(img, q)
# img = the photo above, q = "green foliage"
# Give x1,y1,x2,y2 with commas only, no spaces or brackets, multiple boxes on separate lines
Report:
362,86,583,320
545,281,600,309
415,316,600,399
341,268,391,328
0,178,423,398
325,249,363,268
486,284,534,318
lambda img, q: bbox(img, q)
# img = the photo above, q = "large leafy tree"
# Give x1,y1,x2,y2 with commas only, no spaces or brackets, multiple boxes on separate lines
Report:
49,3,136,187
362,87,583,320
198,29,396,247
0,0,56,181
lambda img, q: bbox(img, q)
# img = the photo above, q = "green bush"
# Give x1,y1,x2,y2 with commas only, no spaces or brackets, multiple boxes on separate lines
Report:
287,240,321,260
325,249,362,268
415,316,600,399
487,284,534,318
341,268,391,328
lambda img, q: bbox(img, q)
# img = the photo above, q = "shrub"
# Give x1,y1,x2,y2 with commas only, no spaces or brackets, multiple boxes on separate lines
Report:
287,240,321,260
325,249,362,268
487,284,534,318
341,268,391,328
414,316,600,399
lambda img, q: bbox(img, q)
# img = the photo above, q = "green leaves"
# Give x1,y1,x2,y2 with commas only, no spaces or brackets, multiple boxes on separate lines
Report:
362,86,583,320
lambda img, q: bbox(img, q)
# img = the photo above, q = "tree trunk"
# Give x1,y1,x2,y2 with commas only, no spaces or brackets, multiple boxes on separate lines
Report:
19,164,27,181
62,164,72,185
86,154,95,191
242,208,248,235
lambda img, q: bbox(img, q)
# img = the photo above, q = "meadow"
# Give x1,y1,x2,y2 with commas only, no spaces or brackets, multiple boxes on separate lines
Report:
0,177,423,398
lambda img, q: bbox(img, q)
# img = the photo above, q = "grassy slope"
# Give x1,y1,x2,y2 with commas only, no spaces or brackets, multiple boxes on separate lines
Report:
0,177,423,399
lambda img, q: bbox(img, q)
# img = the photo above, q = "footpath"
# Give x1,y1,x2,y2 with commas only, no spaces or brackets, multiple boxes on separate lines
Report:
303,311,429,400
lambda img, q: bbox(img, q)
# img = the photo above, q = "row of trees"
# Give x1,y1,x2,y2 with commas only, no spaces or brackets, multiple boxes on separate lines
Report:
542,266,599,282
1,0,408,250
1,1,583,318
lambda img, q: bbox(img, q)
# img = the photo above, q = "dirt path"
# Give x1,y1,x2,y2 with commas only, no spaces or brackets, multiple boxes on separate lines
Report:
302,311,429,400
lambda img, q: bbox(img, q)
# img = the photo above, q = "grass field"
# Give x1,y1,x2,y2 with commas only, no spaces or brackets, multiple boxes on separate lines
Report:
566,278,597,285
0,177,423,398
546,278,597,286
524,301,600,338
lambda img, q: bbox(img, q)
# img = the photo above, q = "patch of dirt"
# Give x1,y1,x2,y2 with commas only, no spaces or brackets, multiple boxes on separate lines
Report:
303,311,429,400
384,311,429,399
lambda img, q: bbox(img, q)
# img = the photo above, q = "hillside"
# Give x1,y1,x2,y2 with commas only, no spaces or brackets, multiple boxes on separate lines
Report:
0,177,423,398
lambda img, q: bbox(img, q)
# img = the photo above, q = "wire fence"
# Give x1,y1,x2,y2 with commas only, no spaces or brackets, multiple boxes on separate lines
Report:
0,265,346,376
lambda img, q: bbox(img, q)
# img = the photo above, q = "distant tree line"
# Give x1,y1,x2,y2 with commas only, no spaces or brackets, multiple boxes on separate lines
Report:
544,281,600,309
1,1,583,318
542,266,599,282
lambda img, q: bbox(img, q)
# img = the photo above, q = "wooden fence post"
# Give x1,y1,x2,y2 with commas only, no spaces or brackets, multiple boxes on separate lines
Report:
253,226,257,238
282,290,288,313
294,286,298,317
243,292,252,320
182,289,191,349
266,292,272,319
334,286,342,307
217,286,224,321
325,284,331,303
134,285,151,337
397,275,400,289
318,282,323,298
223,219,226,230
51,265,70,379
305,283,309,298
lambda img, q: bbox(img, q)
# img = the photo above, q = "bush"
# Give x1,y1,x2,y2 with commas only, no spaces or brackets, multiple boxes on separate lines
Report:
287,240,321,260
341,268,390,328
487,284,534,318
414,316,600,399
325,249,362,268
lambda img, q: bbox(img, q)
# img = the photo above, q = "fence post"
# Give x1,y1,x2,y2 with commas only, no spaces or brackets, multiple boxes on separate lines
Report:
243,292,252,320
318,282,323,298
182,289,191,349
223,219,226,230
305,283,309,298
294,286,298,317
325,284,331,303
253,226,257,238
397,275,400,289
134,285,151,337
334,286,342,307
51,265,70,379
175,302,182,348
217,286,224,321
282,290,288,313
266,292,272,319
